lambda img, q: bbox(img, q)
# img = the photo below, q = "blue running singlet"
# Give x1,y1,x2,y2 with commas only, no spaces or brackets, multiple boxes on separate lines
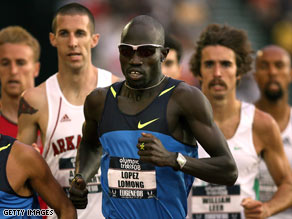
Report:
0,134,41,218
98,78,198,219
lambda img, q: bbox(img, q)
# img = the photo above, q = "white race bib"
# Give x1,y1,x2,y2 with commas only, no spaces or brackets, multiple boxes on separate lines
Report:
192,184,242,219
108,157,156,199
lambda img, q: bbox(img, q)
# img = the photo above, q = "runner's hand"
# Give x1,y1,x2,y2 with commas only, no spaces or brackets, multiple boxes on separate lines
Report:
69,174,88,209
137,132,177,167
241,197,269,219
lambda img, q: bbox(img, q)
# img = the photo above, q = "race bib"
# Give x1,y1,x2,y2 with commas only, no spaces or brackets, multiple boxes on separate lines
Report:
108,157,156,199
192,184,242,219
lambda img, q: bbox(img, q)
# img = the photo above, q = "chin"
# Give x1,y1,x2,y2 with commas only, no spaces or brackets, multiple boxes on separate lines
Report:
7,91,22,98
212,92,226,100
214,96,225,101
70,63,84,71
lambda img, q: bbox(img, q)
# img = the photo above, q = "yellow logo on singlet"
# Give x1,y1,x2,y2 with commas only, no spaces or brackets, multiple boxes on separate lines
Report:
0,143,11,152
138,118,159,129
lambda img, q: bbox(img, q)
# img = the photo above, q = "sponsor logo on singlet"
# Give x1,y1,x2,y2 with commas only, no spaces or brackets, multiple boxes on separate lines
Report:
0,143,11,152
283,137,291,147
137,118,159,129
60,114,71,122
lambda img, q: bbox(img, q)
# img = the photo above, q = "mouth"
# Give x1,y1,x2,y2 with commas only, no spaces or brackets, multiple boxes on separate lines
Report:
128,70,143,80
267,81,281,91
68,52,82,60
7,80,20,85
211,84,225,90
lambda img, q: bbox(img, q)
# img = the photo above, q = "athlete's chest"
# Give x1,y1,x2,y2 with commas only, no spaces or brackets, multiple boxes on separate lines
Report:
216,116,240,140
117,95,156,115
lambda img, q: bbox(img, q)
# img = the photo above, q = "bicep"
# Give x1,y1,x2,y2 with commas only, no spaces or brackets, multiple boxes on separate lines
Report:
260,120,292,186
254,111,292,186
82,99,99,144
17,96,39,144
82,89,107,143
181,89,229,157
192,115,229,157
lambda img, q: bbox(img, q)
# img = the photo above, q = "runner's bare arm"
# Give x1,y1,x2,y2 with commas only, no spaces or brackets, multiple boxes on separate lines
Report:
138,83,238,186
75,88,107,182
17,85,47,145
70,88,107,209
246,110,292,217
14,141,77,219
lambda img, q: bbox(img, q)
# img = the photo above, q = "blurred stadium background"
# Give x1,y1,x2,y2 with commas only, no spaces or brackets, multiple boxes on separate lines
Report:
0,0,291,101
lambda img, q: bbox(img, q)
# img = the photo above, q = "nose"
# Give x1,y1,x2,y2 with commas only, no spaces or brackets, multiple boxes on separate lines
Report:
268,64,277,77
129,52,143,65
68,34,78,48
10,62,18,75
213,63,222,78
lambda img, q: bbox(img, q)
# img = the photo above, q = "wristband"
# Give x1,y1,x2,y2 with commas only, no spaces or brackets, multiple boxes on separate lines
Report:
176,152,187,169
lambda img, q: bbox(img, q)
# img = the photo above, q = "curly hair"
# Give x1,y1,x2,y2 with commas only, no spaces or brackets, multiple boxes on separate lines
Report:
189,24,253,77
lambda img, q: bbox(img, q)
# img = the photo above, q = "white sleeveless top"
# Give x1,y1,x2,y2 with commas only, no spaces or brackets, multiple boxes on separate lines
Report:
191,102,260,219
44,68,113,219
259,108,292,219
227,102,260,200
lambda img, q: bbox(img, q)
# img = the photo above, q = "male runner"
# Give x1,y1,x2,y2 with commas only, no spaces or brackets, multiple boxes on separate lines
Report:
255,45,292,218
189,24,292,218
17,3,119,219
0,134,76,218
161,34,183,79
0,26,39,137
69,15,238,218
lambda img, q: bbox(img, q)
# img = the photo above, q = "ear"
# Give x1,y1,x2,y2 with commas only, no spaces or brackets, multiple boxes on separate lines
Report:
161,48,169,62
196,74,203,83
34,62,40,78
49,32,57,47
236,73,241,82
91,33,100,48
289,68,292,83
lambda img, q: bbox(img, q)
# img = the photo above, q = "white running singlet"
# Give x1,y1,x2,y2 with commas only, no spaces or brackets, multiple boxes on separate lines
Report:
258,108,292,219
191,102,261,219
44,69,113,219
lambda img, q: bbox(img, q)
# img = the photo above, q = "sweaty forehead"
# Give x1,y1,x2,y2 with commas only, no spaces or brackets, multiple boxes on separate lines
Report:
121,23,163,45
202,45,236,62
258,47,290,62
56,14,91,32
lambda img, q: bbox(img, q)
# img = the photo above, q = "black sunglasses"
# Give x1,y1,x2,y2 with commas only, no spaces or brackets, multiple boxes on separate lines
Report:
118,43,163,58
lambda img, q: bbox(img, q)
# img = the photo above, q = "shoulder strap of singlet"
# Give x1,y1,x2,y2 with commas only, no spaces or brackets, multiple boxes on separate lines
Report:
0,134,16,193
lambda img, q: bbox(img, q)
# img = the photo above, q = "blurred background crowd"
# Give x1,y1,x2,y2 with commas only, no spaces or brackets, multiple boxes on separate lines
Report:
0,0,291,101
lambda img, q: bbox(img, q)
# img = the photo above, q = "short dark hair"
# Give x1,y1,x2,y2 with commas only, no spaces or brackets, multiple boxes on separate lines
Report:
51,3,95,34
190,24,253,77
165,34,182,63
